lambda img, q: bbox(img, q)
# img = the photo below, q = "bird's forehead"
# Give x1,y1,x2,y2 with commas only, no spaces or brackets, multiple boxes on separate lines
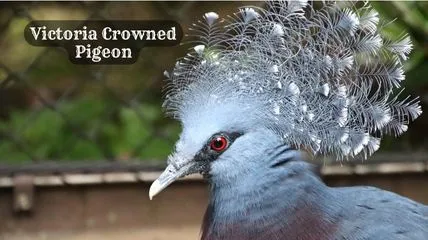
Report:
176,124,219,154
176,100,255,154
177,110,227,154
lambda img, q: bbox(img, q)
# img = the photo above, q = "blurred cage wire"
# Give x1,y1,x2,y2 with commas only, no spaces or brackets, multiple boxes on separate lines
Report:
0,1,254,166
0,2,184,164
0,1,427,167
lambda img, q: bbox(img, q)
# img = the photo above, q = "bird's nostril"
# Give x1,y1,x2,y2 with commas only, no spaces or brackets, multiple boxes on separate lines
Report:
170,161,179,170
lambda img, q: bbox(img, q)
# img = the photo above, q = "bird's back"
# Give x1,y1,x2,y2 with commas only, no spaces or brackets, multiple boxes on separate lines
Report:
333,186,428,240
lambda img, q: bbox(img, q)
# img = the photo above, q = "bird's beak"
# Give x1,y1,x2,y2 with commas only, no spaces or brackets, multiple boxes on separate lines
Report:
149,162,192,200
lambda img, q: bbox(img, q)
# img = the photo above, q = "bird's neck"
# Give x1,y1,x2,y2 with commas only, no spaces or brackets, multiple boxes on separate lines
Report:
201,156,341,240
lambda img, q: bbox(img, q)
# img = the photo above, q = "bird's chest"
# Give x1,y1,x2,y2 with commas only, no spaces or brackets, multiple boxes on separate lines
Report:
202,214,337,240
201,193,339,240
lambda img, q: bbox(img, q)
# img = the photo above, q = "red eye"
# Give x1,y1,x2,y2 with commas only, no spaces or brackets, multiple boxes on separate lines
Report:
210,136,228,152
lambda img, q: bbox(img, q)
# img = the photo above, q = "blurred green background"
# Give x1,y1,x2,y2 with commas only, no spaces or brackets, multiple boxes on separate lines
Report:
0,1,427,164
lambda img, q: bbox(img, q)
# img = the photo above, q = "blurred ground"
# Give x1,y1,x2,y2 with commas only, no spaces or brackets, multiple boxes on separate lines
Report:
2,227,200,240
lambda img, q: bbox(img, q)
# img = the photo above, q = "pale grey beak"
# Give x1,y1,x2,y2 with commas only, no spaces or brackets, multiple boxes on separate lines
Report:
149,163,192,200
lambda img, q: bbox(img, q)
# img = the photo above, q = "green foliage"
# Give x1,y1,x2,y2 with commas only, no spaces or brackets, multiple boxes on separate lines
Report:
373,1,428,87
0,97,180,163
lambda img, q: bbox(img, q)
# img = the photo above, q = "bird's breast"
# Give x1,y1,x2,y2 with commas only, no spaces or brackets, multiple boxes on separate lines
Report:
201,158,341,240
201,192,340,240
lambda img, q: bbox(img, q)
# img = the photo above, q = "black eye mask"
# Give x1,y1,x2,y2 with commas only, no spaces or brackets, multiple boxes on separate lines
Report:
193,131,243,176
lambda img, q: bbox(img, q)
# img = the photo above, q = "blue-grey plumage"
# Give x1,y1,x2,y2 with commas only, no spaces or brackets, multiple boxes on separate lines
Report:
149,1,427,239
198,130,428,240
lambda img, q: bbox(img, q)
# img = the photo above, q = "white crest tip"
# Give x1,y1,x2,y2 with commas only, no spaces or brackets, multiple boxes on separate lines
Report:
204,12,219,26
163,70,170,78
241,7,259,22
194,45,205,56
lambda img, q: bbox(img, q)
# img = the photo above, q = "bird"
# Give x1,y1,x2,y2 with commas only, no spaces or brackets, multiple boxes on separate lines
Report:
149,1,428,239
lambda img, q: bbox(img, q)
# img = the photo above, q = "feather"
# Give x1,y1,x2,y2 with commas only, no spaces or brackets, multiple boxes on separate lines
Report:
162,1,421,160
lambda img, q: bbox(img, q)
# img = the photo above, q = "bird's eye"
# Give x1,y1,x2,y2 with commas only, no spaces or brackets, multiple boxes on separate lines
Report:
209,136,228,152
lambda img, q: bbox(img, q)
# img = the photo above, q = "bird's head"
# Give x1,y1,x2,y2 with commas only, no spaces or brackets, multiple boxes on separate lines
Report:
149,5,422,199
149,94,282,199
